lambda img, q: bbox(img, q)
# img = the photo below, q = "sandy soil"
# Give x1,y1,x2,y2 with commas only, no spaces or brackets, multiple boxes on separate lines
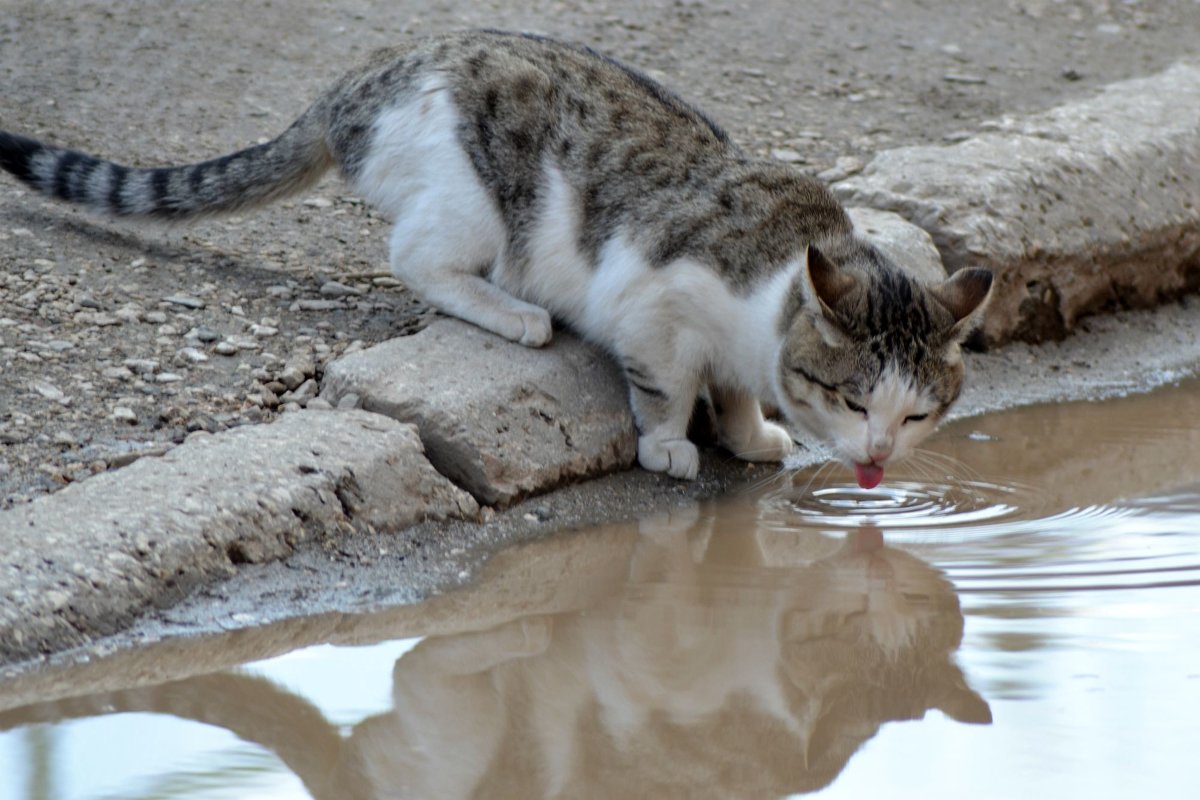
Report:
4,0,1200,507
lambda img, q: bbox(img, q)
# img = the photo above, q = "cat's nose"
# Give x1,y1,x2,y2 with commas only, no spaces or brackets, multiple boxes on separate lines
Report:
867,443,892,463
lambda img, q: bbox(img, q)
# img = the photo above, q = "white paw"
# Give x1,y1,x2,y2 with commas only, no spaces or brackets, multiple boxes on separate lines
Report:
517,308,553,347
638,436,700,480
735,420,795,462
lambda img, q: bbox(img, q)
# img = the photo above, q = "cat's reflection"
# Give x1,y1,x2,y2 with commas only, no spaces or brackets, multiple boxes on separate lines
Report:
0,507,989,799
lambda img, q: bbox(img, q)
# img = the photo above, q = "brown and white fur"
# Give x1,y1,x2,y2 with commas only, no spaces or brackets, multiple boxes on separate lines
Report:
0,30,992,482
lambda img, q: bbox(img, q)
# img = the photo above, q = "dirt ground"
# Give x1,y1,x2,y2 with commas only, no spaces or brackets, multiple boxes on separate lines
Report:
3,0,1200,507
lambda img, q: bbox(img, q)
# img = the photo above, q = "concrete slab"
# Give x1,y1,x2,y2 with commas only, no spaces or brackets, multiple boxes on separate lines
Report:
834,62,1200,345
320,319,638,507
0,410,478,663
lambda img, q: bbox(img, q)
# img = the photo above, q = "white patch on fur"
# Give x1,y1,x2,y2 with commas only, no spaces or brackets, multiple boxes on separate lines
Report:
581,234,798,394
817,367,934,466
495,163,592,320
358,76,505,266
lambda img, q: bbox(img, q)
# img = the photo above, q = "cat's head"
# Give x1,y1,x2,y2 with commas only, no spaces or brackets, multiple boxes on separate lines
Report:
775,242,991,485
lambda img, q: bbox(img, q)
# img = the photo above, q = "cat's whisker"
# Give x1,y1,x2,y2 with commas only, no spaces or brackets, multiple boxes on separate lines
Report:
914,448,981,483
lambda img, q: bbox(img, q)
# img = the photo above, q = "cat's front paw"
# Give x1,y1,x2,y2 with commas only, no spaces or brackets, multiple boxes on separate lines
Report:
638,435,700,480
517,308,553,347
737,420,795,463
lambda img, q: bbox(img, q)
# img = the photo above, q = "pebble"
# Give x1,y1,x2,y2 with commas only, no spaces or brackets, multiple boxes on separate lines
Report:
280,378,318,406
306,397,333,411
155,372,183,383
278,365,307,390
294,299,346,311
112,406,138,425
770,148,806,163
31,381,68,403
320,281,363,298
164,295,205,309
123,358,159,375
144,311,168,324
101,367,133,382
227,335,262,351
176,347,209,364
194,326,220,343
52,431,78,447
303,197,333,208
213,341,238,356
816,156,866,183
251,324,279,338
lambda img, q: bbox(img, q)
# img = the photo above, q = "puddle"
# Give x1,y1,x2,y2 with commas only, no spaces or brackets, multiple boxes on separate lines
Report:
3,383,1200,798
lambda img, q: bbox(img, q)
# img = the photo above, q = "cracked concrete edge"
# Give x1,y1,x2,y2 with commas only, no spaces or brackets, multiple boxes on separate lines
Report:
833,60,1200,346
0,410,479,664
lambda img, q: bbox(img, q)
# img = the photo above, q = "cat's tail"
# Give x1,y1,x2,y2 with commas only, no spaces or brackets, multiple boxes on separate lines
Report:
0,103,333,220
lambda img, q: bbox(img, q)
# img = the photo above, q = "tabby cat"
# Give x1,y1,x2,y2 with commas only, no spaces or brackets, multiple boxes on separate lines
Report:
0,30,991,486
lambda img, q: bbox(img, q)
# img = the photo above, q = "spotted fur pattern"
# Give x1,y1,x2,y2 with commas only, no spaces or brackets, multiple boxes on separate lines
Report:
0,30,992,481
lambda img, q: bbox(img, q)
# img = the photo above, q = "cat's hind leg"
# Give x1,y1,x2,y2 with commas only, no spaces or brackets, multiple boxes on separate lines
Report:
386,208,553,348
710,385,794,463
357,84,553,347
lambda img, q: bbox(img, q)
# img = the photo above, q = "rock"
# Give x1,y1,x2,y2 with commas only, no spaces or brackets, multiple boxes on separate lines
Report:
226,335,261,351
123,358,159,375
164,295,205,310
176,347,209,364
294,299,346,311
319,281,363,298
0,411,478,662
321,319,637,506
833,61,1200,345
112,406,137,425
278,365,307,391
213,341,238,356
280,378,318,406
770,148,806,163
817,156,865,183
30,380,68,404
845,207,946,285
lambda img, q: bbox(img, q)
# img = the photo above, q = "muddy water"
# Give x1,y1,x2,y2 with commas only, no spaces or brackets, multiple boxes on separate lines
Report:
3,385,1200,799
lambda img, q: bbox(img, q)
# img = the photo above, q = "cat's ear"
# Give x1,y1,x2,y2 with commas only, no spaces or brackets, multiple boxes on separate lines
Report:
935,680,993,725
930,268,992,340
802,244,857,319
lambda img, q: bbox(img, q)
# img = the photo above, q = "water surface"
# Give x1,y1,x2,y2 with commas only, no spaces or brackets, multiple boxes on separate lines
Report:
2,383,1200,799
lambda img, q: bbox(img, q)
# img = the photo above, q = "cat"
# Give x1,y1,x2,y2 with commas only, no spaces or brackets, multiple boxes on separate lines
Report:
0,29,992,486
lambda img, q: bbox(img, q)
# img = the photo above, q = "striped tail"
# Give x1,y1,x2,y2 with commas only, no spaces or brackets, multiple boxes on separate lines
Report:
0,104,333,220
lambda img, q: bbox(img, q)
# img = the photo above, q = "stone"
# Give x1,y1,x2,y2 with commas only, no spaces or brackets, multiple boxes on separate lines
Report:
845,207,946,286
164,295,205,310
321,319,637,506
278,365,306,390
0,411,478,662
320,280,362,298
279,378,318,406
833,62,1200,345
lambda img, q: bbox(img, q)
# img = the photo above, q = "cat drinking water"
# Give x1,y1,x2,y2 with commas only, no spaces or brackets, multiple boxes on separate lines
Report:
0,30,991,486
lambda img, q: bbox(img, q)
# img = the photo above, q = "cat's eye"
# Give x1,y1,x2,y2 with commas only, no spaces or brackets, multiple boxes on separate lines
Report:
843,398,867,416
904,413,929,424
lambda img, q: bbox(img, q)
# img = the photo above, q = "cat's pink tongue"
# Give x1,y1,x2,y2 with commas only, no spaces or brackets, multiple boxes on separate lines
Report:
854,463,884,490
